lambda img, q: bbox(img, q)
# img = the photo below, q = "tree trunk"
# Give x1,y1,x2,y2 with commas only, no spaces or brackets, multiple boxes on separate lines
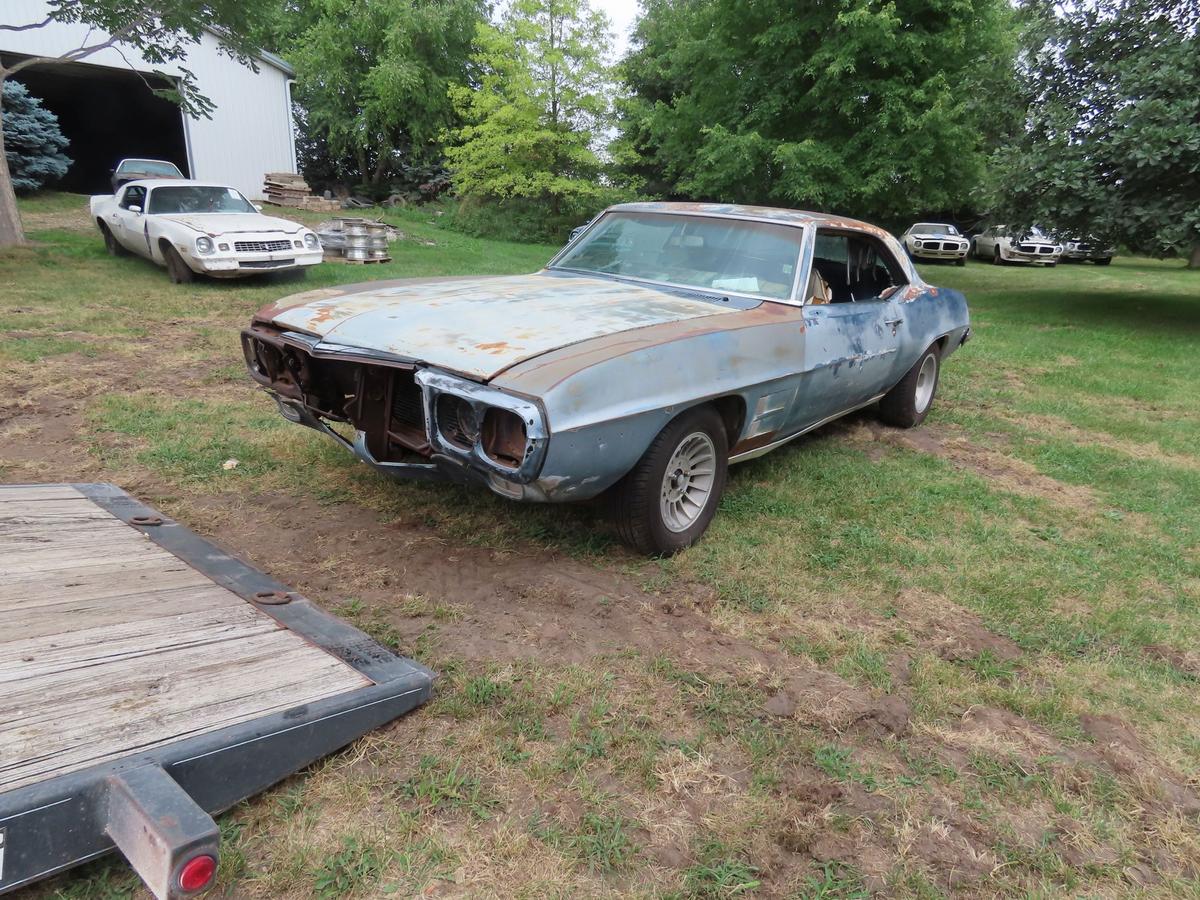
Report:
0,82,29,247
1190,241,1200,270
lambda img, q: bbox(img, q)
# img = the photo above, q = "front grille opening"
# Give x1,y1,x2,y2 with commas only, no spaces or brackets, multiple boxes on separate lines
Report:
388,371,427,451
235,240,292,253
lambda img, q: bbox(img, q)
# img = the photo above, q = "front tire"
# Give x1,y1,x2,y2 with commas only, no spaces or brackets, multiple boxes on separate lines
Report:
956,255,966,267
163,244,195,284
992,247,1003,266
610,405,729,556
1094,257,1112,266
879,344,941,429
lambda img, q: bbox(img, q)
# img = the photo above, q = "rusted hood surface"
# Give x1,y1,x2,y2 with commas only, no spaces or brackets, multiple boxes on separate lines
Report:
158,213,305,236
265,273,741,380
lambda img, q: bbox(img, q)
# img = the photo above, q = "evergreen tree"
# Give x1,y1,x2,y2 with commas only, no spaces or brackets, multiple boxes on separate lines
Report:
2,82,71,193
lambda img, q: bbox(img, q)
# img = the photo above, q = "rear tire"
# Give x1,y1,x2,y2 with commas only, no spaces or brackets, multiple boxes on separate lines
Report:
609,405,729,556
163,244,195,284
879,344,941,429
100,223,128,257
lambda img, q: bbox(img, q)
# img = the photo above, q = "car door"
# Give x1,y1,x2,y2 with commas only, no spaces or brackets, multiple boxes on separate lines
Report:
790,230,907,428
109,185,150,256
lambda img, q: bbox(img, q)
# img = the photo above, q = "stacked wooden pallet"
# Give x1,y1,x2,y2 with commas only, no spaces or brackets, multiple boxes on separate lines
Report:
261,173,342,212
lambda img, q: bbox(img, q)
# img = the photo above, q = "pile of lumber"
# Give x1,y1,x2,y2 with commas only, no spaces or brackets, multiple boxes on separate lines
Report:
262,173,342,212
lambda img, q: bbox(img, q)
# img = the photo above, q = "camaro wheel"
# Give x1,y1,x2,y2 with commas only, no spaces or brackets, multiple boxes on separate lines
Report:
163,244,195,284
610,405,729,556
879,343,941,429
100,224,128,257
992,247,1003,266
1095,257,1112,266
956,255,966,267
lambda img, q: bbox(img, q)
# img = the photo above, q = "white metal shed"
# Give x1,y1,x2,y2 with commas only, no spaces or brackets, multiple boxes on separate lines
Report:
1,0,297,199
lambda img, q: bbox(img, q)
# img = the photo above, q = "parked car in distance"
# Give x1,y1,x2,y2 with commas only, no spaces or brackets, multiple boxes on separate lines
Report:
243,202,971,555
901,222,968,265
1059,238,1114,265
91,180,324,283
109,158,184,193
971,226,1062,266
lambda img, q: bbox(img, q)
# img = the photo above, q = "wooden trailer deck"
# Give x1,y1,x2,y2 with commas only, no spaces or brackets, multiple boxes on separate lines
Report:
0,484,371,794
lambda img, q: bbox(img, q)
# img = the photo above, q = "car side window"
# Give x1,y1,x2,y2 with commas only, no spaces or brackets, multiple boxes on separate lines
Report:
120,186,146,210
810,230,906,304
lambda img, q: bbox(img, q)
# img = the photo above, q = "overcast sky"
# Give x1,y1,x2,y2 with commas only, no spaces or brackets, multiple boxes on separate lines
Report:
592,0,641,58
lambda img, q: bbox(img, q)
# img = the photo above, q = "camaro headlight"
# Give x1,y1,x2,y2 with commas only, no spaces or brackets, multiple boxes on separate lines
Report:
195,236,215,255
303,233,320,250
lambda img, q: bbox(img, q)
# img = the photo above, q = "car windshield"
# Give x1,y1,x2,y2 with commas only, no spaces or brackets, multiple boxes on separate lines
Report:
118,160,182,177
550,212,804,300
913,223,958,235
147,186,256,215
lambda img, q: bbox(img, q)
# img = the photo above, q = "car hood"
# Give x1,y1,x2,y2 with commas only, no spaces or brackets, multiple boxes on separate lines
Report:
263,272,743,381
912,231,963,240
157,213,305,236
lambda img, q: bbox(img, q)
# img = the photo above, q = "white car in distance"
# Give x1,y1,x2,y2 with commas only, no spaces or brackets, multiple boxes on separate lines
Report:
901,222,969,265
90,180,324,283
971,226,1062,266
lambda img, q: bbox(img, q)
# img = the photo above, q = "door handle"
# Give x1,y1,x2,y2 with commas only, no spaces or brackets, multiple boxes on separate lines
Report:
884,317,903,335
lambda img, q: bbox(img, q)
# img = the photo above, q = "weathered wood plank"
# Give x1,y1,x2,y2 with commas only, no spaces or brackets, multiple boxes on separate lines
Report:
0,485,86,502
0,633,368,791
2,544,178,577
0,566,210,611
0,605,278,682
0,556,201,602
0,485,373,795
0,585,248,641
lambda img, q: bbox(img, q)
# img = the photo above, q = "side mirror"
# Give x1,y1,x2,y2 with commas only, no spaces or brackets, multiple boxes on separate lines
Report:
128,205,142,214
253,204,263,212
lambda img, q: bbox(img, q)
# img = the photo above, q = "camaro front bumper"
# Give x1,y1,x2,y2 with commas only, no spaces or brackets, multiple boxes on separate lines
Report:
194,250,324,276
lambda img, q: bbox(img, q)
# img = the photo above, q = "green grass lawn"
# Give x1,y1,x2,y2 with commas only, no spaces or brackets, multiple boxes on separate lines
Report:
3,193,1199,898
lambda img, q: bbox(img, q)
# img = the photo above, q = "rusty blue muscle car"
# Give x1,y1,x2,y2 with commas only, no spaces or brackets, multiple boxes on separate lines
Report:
242,202,971,555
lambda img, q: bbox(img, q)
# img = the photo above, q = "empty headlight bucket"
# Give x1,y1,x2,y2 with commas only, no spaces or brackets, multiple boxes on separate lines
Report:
195,236,215,255
303,233,320,250
436,394,480,450
482,408,528,468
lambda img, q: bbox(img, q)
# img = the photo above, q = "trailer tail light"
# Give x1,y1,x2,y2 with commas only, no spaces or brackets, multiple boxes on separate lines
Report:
179,854,217,892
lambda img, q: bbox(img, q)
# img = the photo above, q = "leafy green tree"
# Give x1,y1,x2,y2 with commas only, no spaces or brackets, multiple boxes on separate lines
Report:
2,82,71,192
445,0,619,236
0,0,271,246
985,0,1200,267
617,0,1017,222
284,0,485,192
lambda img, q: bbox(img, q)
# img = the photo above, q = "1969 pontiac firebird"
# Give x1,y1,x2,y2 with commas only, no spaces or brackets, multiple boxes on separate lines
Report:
243,202,971,555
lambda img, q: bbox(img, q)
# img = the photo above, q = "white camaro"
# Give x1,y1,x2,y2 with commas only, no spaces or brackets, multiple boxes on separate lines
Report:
90,179,324,283
901,222,969,265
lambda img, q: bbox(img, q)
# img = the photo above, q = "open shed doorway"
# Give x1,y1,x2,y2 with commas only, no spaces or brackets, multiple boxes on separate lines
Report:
4,56,189,195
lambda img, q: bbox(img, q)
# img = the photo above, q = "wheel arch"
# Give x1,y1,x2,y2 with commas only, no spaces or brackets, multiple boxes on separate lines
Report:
707,394,746,450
